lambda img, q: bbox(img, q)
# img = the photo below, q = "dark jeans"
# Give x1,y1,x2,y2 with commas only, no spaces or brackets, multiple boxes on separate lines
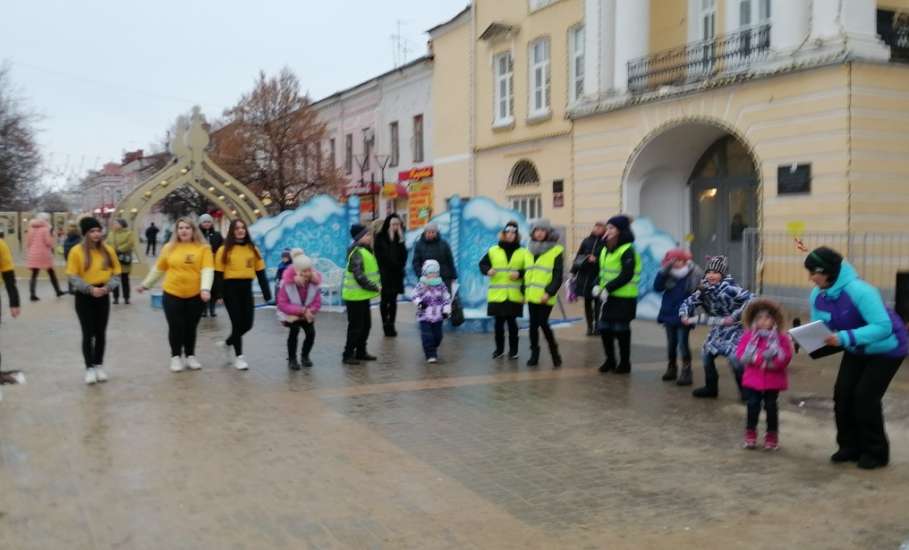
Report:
493,316,519,355
112,272,130,302
286,320,315,359
380,287,398,328
146,241,157,256
834,352,903,462
528,303,556,351
664,324,692,361
420,321,444,359
74,292,110,367
745,389,779,432
162,292,203,357
343,299,372,359
223,279,255,356
703,351,745,396
584,296,600,331
30,268,62,298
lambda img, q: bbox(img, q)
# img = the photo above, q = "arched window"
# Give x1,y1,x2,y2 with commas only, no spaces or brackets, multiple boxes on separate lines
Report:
509,160,540,186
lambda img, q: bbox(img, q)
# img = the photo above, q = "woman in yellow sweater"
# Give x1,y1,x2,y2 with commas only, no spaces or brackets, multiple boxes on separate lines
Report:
138,218,214,373
66,217,122,385
214,219,271,371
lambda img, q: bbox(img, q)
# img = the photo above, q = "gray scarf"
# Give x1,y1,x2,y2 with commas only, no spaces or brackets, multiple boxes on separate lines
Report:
528,239,556,257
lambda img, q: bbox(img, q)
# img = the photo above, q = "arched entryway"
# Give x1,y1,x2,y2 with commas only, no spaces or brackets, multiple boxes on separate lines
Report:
623,121,760,279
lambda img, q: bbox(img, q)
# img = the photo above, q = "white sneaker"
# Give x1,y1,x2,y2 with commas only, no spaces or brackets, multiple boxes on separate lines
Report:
84,368,98,385
11,371,26,385
169,356,185,372
233,355,249,371
427,357,438,364
216,340,235,365
185,356,202,370
94,366,108,383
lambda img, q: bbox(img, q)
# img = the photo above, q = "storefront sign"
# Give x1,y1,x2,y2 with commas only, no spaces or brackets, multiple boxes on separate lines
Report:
408,183,434,230
398,166,434,183
778,164,811,195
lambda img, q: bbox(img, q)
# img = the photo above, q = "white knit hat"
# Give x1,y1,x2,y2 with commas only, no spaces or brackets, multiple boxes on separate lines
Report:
290,247,305,258
293,254,313,271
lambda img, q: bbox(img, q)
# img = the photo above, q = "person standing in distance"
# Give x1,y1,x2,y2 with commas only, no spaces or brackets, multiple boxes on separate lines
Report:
145,222,160,256
198,214,224,318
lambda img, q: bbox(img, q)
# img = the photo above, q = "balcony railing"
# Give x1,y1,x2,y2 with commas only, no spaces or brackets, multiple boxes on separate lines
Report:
628,24,771,94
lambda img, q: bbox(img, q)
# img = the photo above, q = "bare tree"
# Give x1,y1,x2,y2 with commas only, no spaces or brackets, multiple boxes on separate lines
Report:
211,68,343,214
0,64,42,210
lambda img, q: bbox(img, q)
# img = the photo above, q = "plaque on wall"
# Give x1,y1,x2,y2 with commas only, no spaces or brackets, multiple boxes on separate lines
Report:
778,164,811,195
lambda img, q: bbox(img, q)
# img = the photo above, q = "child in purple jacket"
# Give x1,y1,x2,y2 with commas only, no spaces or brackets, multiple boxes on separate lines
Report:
413,260,452,363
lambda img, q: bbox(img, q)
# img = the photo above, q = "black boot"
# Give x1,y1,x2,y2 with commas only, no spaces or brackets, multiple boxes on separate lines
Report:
615,331,632,374
383,323,397,337
300,355,313,368
676,360,693,386
692,361,719,398
508,335,519,360
661,360,678,381
526,347,540,367
550,343,562,369
29,275,38,302
599,330,616,373
288,357,301,370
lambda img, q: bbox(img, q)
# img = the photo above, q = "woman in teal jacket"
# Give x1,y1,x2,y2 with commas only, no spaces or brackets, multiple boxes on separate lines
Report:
806,247,907,470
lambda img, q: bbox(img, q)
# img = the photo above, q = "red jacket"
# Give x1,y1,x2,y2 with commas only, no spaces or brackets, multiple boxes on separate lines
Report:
736,330,792,392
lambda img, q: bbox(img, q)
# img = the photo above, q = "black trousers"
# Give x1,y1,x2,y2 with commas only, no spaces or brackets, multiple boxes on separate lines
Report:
223,279,255,356
162,292,203,357
528,303,557,351
287,320,316,359
146,241,156,256
379,287,398,328
74,292,110,368
584,296,600,332
834,352,903,462
30,268,62,297
343,299,372,358
745,389,779,432
112,272,130,302
494,316,519,355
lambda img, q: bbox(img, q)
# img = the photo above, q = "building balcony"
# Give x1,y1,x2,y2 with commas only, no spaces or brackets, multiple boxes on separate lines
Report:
627,24,771,94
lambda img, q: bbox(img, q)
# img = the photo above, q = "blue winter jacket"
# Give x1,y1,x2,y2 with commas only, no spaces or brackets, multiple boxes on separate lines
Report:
810,261,907,358
654,267,701,326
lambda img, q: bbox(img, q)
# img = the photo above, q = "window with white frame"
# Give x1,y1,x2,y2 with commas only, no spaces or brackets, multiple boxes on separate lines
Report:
569,25,585,103
389,122,399,167
738,0,770,27
412,114,424,163
529,38,551,117
493,51,514,125
700,0,716,41
510,195,543,220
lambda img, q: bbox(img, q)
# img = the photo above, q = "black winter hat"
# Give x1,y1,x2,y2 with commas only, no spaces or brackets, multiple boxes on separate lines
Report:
80,217,102,236
804,246,843,277
606,215,631,233
350,223,369,242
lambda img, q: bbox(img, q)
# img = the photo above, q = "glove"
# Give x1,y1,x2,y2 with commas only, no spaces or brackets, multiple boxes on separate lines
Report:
591,285,603,298
442,304,452,316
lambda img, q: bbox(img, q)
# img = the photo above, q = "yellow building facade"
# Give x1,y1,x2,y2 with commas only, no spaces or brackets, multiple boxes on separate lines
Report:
430,0,909,304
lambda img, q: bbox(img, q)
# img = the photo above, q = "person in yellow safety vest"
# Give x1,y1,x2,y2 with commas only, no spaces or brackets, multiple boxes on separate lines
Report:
591,215,642,374
479,221,528,360
341,223,381,365
524,219,564,368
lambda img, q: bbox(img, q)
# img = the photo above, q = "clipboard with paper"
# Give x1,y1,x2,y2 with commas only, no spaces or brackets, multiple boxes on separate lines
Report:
788,321,843,359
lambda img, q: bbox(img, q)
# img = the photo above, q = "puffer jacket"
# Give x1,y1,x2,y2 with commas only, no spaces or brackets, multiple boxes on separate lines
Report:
736,330,792,391
26,218,55,269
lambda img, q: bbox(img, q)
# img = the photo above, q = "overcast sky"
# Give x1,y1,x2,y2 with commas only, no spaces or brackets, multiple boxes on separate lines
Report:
1,0,468,189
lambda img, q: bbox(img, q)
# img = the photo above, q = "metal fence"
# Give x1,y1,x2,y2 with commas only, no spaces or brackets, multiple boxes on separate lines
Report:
743,229,909,309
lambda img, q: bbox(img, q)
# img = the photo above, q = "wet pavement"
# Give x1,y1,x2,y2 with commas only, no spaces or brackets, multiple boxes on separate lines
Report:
2,291,909,549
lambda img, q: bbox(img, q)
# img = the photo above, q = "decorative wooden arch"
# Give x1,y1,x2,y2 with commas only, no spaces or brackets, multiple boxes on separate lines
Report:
114,107,268,256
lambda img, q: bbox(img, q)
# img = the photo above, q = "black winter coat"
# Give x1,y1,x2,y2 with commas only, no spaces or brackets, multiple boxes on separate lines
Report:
374,215,408,295
200,227,224,253
571,233,604,297
412,235,457,282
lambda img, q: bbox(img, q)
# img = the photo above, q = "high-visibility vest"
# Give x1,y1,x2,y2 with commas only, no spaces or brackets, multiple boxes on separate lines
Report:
525,245,564,306
342,247,380,301
598,242,641,299
486,245,527,304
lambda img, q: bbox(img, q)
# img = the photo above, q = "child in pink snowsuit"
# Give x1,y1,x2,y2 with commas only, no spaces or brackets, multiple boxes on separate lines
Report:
735,298,793,450
276,252,321,370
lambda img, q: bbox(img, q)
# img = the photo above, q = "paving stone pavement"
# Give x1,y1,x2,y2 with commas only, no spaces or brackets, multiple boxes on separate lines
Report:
1,292,909,549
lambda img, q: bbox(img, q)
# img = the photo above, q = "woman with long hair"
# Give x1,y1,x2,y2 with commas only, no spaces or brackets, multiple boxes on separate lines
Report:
106,218,137,305
66,217,122,385
137,218,214,373
213,219,271,371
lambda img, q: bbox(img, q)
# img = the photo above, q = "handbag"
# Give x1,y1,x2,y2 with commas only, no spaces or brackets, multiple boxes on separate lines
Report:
450,294,465,327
